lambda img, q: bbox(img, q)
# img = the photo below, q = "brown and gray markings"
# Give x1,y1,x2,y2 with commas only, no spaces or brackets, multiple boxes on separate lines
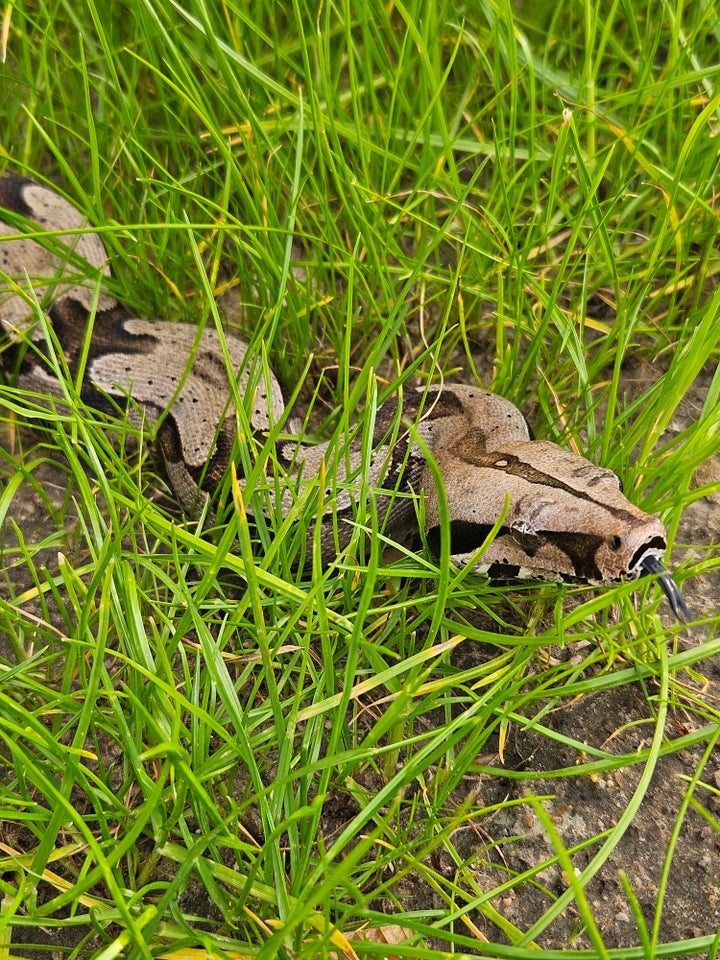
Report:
0,172,688,617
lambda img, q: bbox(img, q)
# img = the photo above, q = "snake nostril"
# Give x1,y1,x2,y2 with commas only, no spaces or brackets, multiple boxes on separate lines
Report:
609,535,622,551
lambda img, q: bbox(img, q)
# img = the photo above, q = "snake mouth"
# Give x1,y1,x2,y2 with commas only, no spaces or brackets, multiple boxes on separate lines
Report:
639,555,690,623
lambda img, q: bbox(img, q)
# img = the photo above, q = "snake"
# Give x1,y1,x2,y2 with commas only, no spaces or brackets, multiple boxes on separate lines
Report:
0,171,688,620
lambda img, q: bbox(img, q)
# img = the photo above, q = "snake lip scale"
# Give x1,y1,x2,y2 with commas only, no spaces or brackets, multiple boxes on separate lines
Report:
0,172,688,622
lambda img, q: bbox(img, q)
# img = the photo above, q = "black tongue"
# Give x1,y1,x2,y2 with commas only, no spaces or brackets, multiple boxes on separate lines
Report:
640,555,691,623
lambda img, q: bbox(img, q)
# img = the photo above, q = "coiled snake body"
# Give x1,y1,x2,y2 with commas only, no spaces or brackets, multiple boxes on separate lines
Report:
0,173,687,618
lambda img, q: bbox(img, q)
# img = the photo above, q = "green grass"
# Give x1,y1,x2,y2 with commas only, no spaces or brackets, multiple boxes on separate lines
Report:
1,0,720,957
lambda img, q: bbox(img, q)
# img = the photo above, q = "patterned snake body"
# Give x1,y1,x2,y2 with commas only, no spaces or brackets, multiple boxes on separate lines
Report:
0,173,687,617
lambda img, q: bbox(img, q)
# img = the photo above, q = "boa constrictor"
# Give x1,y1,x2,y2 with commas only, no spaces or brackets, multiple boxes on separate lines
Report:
0,172,688,619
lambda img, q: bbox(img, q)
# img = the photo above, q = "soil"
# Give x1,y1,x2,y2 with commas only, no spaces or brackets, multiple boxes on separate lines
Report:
0,357,718,956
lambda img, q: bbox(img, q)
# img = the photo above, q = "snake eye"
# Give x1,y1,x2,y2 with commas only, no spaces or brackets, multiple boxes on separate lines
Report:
510,520,545,555
609,535,622,551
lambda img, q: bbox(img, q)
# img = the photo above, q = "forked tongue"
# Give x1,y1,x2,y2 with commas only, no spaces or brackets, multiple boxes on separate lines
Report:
640,555,690,623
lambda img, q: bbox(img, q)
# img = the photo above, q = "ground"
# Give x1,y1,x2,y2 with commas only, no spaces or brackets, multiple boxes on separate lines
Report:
0,351,717,955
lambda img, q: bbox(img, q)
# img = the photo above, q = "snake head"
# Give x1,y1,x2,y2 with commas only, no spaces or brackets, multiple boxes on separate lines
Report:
423,435,688,619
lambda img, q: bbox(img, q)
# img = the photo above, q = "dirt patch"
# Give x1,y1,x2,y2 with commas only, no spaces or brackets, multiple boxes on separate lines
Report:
0,360,717,955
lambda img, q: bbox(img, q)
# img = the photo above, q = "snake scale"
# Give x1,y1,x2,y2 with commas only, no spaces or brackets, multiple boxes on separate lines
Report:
0,172,688,619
